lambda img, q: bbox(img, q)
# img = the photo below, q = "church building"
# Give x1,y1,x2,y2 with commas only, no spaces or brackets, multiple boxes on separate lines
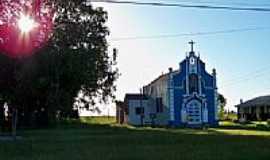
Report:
119,41,219,127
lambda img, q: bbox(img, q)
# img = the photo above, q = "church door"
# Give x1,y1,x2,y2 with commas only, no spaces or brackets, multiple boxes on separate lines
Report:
186,100,202,125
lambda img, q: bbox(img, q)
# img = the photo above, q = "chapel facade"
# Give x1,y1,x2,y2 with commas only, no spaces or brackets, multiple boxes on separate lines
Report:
118,41,219,127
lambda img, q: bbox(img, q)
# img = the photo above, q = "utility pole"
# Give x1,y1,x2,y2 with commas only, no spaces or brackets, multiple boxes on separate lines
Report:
11,107,18,140
107,108,110,119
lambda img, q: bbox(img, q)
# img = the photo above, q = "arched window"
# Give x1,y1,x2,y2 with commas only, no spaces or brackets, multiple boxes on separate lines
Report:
189,74,199,93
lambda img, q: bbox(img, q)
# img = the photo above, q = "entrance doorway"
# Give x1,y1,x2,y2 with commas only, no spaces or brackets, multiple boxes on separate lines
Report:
186,100,202,125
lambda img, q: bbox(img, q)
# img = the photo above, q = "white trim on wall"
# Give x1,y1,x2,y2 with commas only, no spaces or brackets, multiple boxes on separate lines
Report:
169,73,175,121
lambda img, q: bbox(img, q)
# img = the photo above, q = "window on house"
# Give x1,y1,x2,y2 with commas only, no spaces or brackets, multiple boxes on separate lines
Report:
135,107,144,115
156,97,163,113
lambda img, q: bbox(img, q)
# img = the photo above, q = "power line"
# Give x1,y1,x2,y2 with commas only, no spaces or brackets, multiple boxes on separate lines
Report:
110,26,270,41
225,67,270,83
218,63,270,88
90,0,270,90
90,0,270,12
222,71,270,87
162,0,270,7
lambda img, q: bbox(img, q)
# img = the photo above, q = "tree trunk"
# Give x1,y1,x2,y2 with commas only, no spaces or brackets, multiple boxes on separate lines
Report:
0,101,4,132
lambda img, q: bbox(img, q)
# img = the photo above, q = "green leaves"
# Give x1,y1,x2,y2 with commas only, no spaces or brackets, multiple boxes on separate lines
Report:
0,0,119,127
218,94,227,120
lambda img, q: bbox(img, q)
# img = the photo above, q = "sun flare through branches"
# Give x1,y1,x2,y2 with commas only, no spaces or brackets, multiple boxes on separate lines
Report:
18,14,38,34
0,0,54,58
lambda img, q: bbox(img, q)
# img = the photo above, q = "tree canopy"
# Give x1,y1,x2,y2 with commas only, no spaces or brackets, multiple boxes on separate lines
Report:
218,93,227,120
0,0,118,128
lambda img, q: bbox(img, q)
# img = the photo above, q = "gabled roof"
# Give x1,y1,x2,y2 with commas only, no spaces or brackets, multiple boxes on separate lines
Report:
236,95,270,108
144,70,178,88
124,94,148,101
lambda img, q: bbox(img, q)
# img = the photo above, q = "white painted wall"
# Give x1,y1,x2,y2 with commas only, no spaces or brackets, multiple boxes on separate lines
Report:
78,103,116,117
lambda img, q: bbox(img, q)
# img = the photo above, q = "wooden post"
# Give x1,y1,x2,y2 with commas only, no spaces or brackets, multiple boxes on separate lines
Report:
140,88,144,126
268,106,270,119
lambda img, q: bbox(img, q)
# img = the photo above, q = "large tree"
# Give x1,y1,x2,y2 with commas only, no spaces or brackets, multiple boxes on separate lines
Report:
0,0,118,127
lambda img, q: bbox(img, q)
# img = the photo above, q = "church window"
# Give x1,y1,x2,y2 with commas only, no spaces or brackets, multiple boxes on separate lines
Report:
135,107,144,115
156,97,163,113
183,79,186,89
189,74,199,93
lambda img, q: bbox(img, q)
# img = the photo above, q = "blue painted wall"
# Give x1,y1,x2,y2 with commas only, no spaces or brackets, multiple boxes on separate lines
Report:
170,56,218,127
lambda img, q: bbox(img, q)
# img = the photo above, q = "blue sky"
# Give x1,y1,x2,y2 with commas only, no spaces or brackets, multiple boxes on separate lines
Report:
93,0,270,111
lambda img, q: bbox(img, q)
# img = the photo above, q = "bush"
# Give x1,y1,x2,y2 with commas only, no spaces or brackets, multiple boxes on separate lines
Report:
267,119,270,126
202,123,210,130
239,120,251,125
256,124,269,130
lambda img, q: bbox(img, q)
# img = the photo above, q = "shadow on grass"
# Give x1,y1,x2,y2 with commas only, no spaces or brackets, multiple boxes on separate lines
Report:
216,123,270,132
53,119,270,138
2,119,270,160
13,118,270,142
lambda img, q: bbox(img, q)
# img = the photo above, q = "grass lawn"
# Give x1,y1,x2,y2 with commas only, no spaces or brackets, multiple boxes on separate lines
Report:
1,118,270,160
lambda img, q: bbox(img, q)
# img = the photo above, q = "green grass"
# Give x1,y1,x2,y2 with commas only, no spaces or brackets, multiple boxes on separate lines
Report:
1,119,270,160
80,116,116,124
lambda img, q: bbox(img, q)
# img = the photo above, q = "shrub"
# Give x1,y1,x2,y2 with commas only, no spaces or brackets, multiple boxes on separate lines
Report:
202,123,210,130
267,119,270,126
256,124,268,130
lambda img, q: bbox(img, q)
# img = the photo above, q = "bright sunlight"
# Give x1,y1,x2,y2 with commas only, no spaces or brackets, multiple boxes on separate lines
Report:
18,14,37,33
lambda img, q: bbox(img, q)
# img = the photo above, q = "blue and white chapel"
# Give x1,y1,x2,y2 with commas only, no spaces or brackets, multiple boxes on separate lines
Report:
124,41,219,127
